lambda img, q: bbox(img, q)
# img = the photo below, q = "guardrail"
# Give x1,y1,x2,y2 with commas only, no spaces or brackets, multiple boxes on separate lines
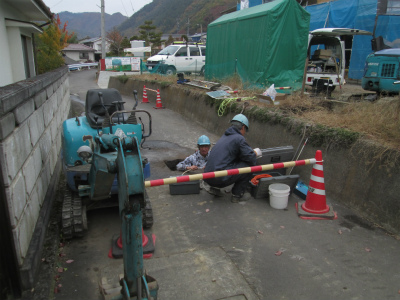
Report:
68,63,98,71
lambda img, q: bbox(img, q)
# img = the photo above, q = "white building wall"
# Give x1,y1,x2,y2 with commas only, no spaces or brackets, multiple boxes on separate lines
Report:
65,51,80,61
93,39,110,53
0,5,15,86
64,51,95,62
0,1,49,87
7,26,25,83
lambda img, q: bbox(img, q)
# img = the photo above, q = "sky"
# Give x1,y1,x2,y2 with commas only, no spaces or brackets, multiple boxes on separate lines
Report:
42,0,151,16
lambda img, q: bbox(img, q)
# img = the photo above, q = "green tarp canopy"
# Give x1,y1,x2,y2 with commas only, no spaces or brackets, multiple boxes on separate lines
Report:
205,0,310,90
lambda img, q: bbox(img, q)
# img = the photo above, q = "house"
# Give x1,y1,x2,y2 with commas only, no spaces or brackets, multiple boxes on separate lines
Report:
189,33,207,43
0,0,52,87
79,37,110,61
62,43,96,63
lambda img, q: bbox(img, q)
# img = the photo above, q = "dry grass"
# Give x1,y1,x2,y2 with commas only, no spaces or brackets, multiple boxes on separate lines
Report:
131,73,400,150
281,94,400,150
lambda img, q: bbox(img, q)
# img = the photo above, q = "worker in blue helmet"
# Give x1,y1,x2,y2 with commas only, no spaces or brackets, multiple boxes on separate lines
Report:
204,114,261,202
176,135,211,171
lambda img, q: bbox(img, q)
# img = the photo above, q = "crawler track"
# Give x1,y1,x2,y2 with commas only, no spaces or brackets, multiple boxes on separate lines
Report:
62,189,86,240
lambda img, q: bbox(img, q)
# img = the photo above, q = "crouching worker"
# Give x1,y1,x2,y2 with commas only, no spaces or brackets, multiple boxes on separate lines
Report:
204,114,261,203
176,135,211,171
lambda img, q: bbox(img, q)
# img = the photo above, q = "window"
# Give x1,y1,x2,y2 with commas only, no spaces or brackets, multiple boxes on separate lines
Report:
21,35,30,78
189,47,200,56
175,47,188,57
79,52,89,59
377,0,400,15
387,0,400,13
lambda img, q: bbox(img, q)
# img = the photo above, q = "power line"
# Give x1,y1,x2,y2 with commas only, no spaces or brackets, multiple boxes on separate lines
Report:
120,0,129,16
50,0,65,9
130,0,135,14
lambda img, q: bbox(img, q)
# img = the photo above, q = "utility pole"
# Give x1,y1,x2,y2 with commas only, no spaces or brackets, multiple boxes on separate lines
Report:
197,24,202,41
186,18,190,39
101,0,106,59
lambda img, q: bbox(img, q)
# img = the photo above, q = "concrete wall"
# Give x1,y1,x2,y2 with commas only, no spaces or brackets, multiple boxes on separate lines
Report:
109,77,400,235
0,66,70,288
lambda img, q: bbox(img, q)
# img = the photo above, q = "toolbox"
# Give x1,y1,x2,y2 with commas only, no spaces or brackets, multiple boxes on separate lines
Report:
250,174,300,199
313,49,333,59
255,146,294,175
293,179,308,200
169,176,200,195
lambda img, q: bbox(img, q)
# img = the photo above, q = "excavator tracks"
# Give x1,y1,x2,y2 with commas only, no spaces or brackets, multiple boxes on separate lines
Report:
62,188,153,239
62,189,87,240
143,193,154,229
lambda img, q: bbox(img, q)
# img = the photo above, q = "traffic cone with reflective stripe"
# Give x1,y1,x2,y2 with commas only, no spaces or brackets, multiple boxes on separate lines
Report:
153,89,165,109
142,85,149,103
108,229,156,259
296,150,337,220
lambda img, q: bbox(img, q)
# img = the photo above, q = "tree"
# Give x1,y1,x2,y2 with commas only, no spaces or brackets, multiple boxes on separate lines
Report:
35,14,76,74
66,32,78,44
121,37,131,49
36,16,66,74
56,14,75,45
107,28,124,56
138,21,162,46
165,35,175,46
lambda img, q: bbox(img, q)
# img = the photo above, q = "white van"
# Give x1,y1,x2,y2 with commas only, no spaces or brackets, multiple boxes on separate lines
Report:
305,28,371,92
146,42,206,75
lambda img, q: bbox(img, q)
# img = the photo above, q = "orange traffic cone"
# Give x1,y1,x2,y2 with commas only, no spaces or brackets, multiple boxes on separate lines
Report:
153,89,165,109
108,229,156,259
296,150,337,220
142,85,149,103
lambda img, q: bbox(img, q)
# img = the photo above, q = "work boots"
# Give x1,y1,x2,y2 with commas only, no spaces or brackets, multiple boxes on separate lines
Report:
231,192,252,203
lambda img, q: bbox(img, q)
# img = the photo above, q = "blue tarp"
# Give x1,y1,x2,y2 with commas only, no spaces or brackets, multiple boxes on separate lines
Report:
305,0,400,79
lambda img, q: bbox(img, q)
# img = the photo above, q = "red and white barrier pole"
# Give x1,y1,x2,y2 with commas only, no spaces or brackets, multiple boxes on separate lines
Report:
145,158,316,188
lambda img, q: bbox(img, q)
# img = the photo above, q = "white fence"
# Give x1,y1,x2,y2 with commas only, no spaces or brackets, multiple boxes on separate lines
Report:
68,62,98,71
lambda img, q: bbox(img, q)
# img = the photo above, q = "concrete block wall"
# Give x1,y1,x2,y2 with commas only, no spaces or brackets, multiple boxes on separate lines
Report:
109,77,400,235
0,66,70,269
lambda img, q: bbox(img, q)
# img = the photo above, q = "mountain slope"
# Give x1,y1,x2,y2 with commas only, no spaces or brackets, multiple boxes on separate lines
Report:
58,11,128,39
118,0,237,38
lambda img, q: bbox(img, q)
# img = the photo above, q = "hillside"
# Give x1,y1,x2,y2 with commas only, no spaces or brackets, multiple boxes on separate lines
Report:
58,11,128,39
118,0,237,38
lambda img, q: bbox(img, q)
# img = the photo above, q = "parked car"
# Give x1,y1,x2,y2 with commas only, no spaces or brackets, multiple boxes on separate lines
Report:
146,42,206,75
305,28,372,93
361,48,400,94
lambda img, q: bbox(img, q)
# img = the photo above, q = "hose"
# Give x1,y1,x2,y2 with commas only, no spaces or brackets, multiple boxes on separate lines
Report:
250,174,272,186
217,97,255,117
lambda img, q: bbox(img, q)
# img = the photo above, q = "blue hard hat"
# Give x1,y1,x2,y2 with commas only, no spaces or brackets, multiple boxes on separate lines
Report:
231,114,249,130
197,135,211,146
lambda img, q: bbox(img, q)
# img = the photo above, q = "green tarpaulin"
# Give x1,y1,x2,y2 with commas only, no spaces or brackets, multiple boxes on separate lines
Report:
205,0,310,90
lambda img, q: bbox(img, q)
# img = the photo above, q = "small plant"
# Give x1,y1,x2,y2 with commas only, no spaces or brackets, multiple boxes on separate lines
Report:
117,74,129,84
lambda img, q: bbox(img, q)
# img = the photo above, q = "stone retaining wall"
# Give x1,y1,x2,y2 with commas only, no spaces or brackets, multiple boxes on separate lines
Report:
109,76,400,235
0,66,70,289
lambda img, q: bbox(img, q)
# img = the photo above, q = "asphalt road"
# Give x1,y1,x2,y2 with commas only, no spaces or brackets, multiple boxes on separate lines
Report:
29,69,400,300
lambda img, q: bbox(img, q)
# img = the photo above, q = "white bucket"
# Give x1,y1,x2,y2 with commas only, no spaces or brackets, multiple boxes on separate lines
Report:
269,183,290,209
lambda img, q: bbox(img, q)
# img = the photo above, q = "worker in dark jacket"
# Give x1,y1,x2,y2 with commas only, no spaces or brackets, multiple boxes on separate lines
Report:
204,114,261,203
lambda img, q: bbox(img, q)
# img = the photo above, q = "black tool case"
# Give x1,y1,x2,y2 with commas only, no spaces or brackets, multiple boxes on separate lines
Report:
255,146,294,175
169,176,200,195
